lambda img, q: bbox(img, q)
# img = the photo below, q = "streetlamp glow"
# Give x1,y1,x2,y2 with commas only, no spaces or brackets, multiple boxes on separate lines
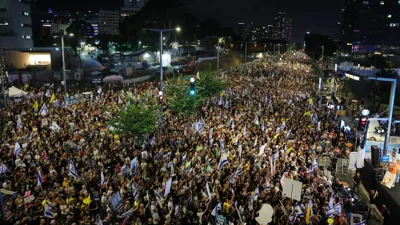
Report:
176,27,181,32
190,77,195,83
69,33,74,37
361,109,370,116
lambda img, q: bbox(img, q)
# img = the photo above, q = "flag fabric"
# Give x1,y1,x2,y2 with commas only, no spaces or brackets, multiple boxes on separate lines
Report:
312,159,318,170
121,165,127,176
97,216,103,225
305,200,313,224
17,116,23,129
206,182,212,199
37,169,43,187
44,203,53,218
229,162,243,184
131,182,139,199
232,136,238,145
39,104,49,116
328,193,335,209
211,203,222,216
218,152,228,171
33,101,39,110
49,93,55,104
120,208,133,218
0,163,7,175
14,142,21,156
219,139,225,151
327,203,341,217
100,170,105,186
150,136,156,146
289,203,304,223
68,160,78,178
196,71,201,80
354,220,367,225
130,158,137,176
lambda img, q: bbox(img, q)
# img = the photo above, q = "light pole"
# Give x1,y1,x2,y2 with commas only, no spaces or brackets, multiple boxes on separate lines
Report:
239,41,250,63
207,36,230,72
175,27,181,43
264,44,266,57
368,76,397,155
321,45,324,60
55,33,74,98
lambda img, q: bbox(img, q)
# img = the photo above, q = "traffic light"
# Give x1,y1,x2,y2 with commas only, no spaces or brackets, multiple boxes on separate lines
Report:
189,77,196,96
357,115,368,132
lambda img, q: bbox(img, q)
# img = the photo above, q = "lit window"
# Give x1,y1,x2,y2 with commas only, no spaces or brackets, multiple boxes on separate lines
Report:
0,22,8,25
21,11,30,16
390,23,400,27
380,1,384,5
363,1,369,5
388,14,392,18
22,35,31,39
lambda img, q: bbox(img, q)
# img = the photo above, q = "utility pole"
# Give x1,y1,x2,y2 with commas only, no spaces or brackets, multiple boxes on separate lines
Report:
61,36,67,98
144,28,174,93
322,46,324,61
207,36,230,72
239,41,251,63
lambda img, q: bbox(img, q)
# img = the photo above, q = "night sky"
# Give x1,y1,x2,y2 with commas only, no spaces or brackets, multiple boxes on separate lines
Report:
45,0,342,43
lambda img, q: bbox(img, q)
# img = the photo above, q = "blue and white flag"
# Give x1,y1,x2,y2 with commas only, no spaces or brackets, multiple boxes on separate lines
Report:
280,121,286,130
354,220,367,225
100,170,105,186
39,104,49,116
328,193,335,209
219,139,225,151
130,158,137,176
97,216,103,225
289,203,304,223
150,136,156,146
44,203,53,218
312,159,318,171
243,126,247,136
327,203,341,217
68,160,78,178
261,120,265,131
0,163,7,175
121,165,127,176
211,203,222,216
251,187,259,203
61,101,67,109
272,151,279,163
131,182,138,199
218,152,228,171
14,142,21,156
17,116,23,129
120,208,133,218
52,99,58,107
229,162,243,184
37,169,43,187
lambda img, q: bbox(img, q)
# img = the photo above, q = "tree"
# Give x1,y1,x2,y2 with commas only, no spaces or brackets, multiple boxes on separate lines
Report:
106,99,158,140
166,65,226,116
66,20,93,55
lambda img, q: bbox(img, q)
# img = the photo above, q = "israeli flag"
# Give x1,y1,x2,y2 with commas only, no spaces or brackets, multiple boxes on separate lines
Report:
17,116,23,129
243,125,247,136
120,208,133,218
68,160,78,178
0,163,8,175
39,104,49,116
37,170,43,187
14,141,21,156
100,170,105,186
328,193,335,209
354,220,367,225
61,101,67,109
272,151,279,163
219,139,225,151
44,203,53,218
229,162,243,184
327,203,341,217
121,165,127,176
52,99,58,107
289,203,304,223
211,203,222,216
131,182,138,199
150,136,156,146
312,159,318,171
251,187,260,203
130,158,137,176
218,152,228,171
280,121,286,130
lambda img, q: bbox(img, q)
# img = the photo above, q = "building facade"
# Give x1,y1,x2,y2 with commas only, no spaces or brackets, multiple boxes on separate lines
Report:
121,0,150,20
341,0,400,48
0,0,33,49
273,12,292,41
98,9,120,36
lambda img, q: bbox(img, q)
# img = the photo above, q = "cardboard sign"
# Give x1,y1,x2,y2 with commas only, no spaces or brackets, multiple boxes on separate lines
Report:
382,171,396,188
282,177,303,201
24,194,35,203
215,214,226,225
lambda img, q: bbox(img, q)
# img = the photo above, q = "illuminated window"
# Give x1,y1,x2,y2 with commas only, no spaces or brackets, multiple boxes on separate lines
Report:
20,11,30,16
363,1,369,5
388,14,392,18
22,35,31,39
380,1,384,5
390,23,400,27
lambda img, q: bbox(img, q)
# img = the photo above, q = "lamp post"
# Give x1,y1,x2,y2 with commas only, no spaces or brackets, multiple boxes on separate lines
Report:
207,36,230,72
175,27,181,43
321,45,324,60
55,33,74,98
368,76,397,155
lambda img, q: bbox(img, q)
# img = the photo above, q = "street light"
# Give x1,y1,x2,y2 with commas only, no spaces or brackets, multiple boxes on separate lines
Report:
54,32,74,98
207,36,230,71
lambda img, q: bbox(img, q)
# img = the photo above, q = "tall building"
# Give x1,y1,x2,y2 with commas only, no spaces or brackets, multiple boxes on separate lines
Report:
341,0,400,47
272,12,292,41
121,0,150,19
0,0,33,49
266,25,274,39
98,9,120,35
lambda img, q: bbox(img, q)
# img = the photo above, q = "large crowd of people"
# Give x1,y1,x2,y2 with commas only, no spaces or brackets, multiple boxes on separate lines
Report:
0,54,369,225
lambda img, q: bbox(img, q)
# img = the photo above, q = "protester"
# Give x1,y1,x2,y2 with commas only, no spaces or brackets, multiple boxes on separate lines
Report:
0,53,367,225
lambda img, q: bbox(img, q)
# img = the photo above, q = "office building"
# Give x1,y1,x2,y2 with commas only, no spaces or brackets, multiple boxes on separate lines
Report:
237,23,246,40
98,9,120,35
266,25,274,39
121,0,150,19
0,0,33,49
341,0,400,47
272,12,292,41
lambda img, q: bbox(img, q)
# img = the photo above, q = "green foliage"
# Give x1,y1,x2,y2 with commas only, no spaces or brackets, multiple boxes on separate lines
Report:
106,99,158,139
166,65,226,116
311,63,323,77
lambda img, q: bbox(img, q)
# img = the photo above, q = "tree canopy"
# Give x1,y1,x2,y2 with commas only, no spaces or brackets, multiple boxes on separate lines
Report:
106,98,158,140
166,65,226,116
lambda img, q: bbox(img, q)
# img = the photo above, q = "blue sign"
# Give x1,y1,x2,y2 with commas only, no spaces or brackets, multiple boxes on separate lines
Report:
380,155,390,164
215,215,226,225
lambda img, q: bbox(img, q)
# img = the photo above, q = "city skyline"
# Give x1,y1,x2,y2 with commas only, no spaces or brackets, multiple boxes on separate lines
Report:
38,0,342,43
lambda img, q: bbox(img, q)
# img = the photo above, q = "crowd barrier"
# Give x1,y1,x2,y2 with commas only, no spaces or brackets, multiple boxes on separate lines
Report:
317,156,351,175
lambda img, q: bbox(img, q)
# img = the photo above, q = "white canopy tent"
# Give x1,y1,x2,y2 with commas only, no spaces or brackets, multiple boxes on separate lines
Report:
8,86,28,97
